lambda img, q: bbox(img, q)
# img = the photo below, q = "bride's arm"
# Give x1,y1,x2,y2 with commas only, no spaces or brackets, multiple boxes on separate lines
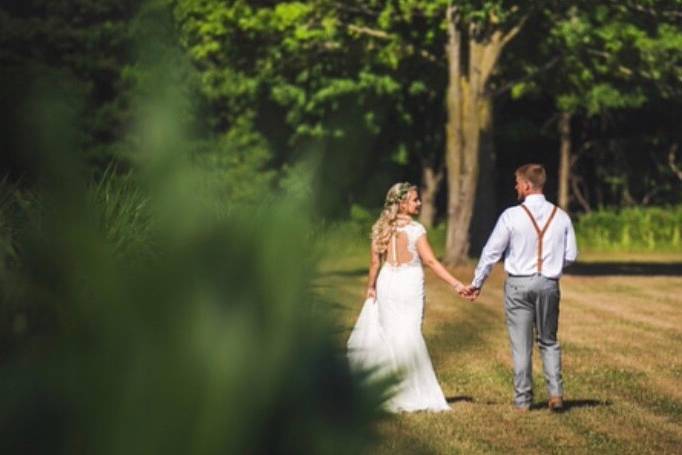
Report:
366,244,382,299
416,235,465,293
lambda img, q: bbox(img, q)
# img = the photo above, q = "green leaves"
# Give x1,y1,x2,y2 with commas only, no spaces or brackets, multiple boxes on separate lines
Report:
547,1,682,115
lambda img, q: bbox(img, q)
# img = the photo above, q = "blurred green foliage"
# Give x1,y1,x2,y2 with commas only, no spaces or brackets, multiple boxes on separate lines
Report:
0,164,389,454
0,8,391,454
575,206,682,252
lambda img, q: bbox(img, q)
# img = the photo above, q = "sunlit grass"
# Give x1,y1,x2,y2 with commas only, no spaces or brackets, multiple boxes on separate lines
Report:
317,237,682,453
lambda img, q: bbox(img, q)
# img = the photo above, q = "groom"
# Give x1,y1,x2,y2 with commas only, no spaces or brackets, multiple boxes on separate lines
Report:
464,164,578,412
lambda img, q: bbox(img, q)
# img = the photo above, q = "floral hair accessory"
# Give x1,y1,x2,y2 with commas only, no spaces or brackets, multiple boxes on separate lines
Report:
384,182,413,207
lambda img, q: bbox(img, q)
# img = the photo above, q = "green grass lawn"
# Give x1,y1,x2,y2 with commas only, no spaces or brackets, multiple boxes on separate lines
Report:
317,245,682,454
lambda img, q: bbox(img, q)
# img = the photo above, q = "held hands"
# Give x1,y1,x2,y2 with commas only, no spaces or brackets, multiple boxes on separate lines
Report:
464,285,481,301
454,283,480,301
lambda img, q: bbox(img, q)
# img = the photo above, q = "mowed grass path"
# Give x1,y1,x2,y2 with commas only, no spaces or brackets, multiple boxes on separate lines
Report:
317,249,682,454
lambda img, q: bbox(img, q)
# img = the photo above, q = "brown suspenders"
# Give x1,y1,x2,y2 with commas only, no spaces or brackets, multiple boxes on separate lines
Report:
520,204,559,273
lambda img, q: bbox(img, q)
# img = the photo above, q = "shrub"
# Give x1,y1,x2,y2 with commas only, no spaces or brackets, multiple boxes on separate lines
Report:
575,206,682,252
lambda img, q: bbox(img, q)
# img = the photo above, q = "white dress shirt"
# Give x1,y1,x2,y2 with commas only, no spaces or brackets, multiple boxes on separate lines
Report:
472,194,578,289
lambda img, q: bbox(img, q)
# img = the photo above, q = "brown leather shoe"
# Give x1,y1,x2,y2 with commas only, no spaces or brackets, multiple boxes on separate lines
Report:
548,396,564,412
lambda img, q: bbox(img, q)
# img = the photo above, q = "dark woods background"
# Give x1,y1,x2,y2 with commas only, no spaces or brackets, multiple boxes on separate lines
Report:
2,0,680,219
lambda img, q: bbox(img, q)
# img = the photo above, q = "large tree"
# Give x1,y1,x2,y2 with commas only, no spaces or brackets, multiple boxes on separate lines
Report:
304,2,530,263
440,2,531,264
173,1,682,261
174,1,531,257
332,1,534,263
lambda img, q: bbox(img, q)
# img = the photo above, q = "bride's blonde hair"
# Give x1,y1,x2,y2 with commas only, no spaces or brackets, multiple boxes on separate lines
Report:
371,182,417,254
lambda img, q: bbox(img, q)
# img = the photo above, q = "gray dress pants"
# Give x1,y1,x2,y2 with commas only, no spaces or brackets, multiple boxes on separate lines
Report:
504,274,563,407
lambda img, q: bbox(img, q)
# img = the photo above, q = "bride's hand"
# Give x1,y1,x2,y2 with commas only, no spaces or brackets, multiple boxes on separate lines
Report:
454,282,475,301
366,287,377,300
459,285,479,301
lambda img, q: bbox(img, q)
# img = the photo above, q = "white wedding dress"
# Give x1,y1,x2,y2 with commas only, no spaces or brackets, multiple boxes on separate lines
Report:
347,221,450,412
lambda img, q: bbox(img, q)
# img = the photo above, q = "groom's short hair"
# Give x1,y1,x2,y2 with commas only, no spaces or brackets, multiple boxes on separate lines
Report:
515,164,546,189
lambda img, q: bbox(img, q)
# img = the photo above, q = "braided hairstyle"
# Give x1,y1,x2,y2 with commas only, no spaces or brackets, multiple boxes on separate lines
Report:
370,182,417,254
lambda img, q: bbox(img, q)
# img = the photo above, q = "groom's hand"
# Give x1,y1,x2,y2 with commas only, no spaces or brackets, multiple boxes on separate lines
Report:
457,286,472,299
461,285,480,301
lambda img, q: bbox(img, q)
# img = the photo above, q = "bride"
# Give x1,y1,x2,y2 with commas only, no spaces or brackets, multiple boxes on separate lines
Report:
347,182,467,412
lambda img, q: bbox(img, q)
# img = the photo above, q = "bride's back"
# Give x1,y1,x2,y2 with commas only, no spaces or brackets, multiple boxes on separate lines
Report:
386,222,425,267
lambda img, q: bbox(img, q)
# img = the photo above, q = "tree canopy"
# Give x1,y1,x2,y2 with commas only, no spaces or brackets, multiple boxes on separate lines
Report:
1,0,680,253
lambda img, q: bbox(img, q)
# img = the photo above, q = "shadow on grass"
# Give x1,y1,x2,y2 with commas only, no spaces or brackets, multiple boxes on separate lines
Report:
446,395,474,404
321,261,682,278
317,267,368,278
529,399,611,412
565,262,682,276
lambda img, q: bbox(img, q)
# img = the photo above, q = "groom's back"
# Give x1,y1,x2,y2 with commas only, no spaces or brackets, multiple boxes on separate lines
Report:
502,195,577,279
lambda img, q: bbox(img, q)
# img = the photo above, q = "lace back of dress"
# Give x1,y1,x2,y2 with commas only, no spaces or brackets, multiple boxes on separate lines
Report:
387,228,414,266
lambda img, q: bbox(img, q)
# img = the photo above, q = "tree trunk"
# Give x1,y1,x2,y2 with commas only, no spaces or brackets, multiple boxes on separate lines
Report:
444,90,492,265
558,111,572,211
443,9,523,265
443,7,465,265
418,163,443,228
